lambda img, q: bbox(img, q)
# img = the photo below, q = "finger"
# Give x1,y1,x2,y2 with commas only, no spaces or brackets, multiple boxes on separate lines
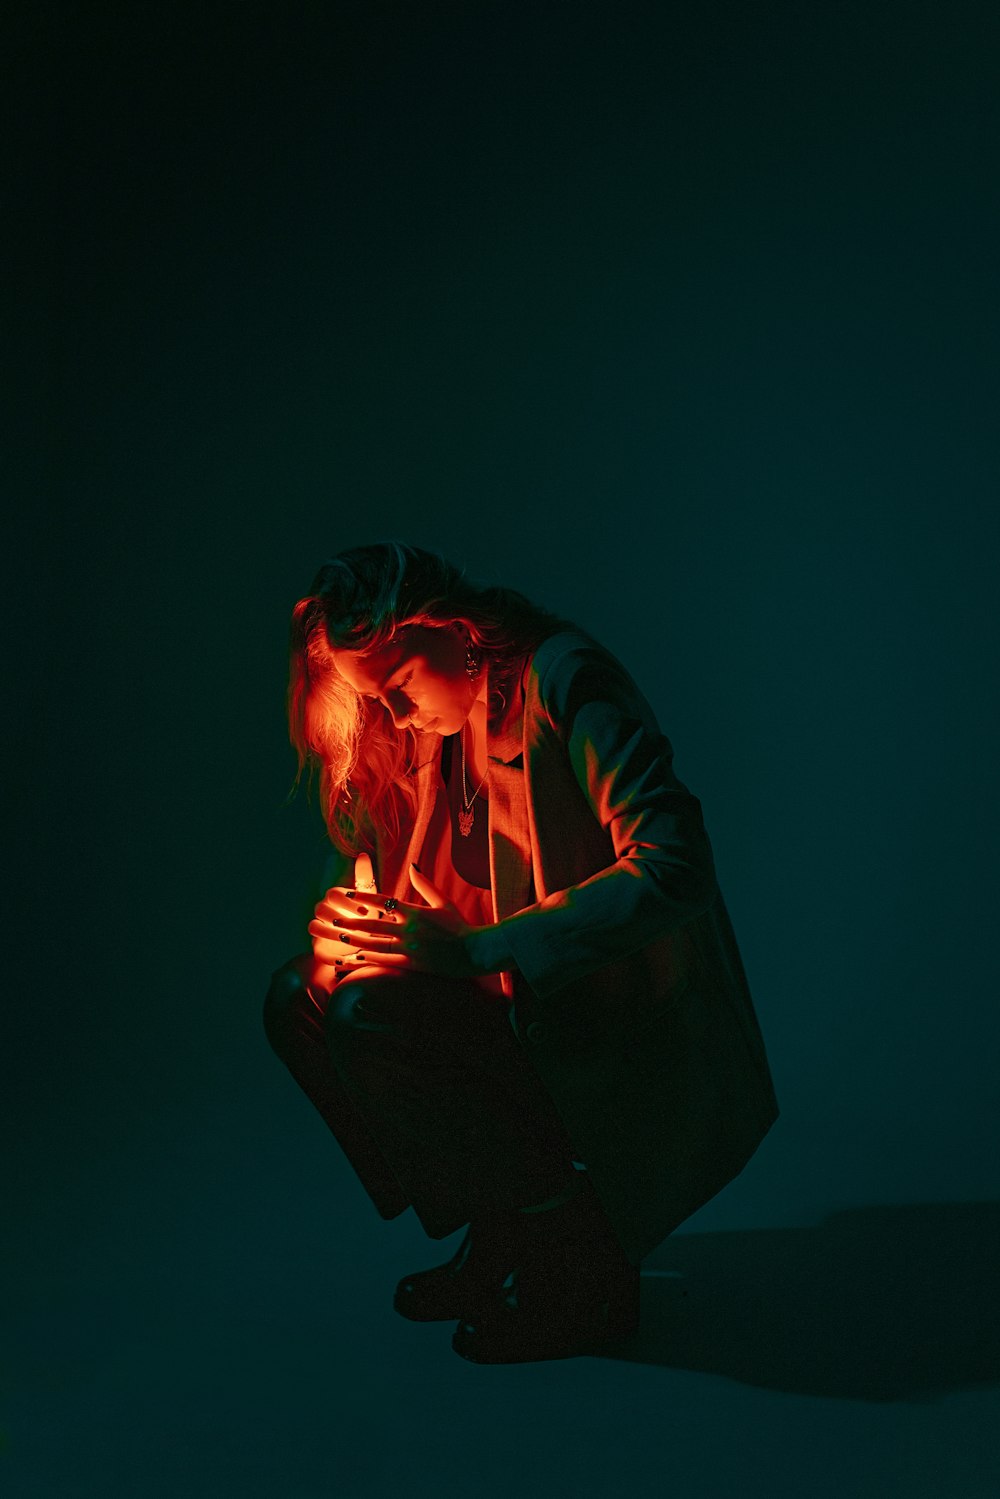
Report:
318,887,407,916
316,890,379,916
312,935,359,964
310,913,401,941
314,947,411,974
309,917,401,946
316,893,406,924
408,863,447,910
337,948,411,970
312,932,407,964
313,905,407,929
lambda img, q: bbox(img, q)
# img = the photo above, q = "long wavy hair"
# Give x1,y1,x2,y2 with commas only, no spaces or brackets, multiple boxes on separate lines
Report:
288,542,572,857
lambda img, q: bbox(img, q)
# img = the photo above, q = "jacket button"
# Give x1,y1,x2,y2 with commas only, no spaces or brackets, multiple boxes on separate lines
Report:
525,1021,547,1043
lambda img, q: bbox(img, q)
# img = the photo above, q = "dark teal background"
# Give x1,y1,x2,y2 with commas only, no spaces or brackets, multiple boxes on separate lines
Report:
5,2,999,1494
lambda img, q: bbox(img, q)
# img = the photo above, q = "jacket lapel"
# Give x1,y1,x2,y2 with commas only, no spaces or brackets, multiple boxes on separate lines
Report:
486,658,532,925
386,737,442,900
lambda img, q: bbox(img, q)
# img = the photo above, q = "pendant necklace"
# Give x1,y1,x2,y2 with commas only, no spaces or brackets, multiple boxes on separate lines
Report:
458,721,488,837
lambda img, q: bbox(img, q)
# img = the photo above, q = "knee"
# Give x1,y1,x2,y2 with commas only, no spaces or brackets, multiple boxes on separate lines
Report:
322,969,407,1052
263,953,321,1055
323,978,374,1046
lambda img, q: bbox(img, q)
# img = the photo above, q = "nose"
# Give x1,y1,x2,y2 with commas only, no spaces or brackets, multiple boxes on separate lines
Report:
386,692,412,728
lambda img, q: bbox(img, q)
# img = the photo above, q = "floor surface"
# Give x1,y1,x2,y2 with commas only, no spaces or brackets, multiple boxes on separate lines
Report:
4,1058,998,1499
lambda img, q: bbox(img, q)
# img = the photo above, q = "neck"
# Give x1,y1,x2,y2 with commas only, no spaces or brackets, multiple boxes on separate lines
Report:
463,697,489,782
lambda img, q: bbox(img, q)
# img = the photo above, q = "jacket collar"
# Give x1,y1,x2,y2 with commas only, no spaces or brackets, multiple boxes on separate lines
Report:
486,653,529,764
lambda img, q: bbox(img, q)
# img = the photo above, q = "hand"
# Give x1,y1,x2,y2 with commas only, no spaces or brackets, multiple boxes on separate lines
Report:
308,853,378,990
309,863,481,979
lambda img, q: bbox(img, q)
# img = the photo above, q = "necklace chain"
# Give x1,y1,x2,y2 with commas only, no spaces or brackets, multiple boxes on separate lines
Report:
458,722,488,836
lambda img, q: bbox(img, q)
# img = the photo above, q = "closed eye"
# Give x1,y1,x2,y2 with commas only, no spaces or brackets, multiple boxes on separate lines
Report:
364,670,413,706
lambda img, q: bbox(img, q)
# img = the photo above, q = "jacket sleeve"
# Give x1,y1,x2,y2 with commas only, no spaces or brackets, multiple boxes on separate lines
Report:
497,640,720,1001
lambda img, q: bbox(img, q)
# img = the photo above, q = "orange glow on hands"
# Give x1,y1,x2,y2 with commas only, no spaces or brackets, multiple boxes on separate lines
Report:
309,851,386,981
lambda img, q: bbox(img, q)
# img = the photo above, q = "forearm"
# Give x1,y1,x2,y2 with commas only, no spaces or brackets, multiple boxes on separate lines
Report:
494,854,716,1000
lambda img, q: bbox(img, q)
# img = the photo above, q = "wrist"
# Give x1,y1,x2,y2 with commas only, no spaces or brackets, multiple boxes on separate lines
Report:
464,922,517,977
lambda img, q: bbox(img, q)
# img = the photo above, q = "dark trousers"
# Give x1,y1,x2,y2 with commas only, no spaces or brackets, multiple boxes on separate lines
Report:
263,955,579,1240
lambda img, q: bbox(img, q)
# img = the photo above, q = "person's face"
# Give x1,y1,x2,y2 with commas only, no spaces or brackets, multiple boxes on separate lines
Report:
329,624,481,735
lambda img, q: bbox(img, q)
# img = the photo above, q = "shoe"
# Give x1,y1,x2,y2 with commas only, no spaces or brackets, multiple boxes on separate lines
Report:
451,1180,640,1364
393,1212,520,1322
451,1261,640,1364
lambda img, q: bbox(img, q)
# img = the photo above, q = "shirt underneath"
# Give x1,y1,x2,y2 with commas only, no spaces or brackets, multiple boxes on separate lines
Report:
421,733,504,998
441,733,490,889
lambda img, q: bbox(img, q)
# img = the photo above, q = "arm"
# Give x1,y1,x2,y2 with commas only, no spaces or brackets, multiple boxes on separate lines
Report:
468,641,718,999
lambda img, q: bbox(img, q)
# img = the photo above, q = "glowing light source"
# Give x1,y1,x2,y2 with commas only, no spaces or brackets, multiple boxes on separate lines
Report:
312,852,378,989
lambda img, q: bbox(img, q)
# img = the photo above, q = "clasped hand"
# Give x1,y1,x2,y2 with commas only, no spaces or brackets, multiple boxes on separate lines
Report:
309,863,482,979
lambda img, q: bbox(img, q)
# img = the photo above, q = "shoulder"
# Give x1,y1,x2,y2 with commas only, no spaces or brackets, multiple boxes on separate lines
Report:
526,630,656,729
528,628,623,682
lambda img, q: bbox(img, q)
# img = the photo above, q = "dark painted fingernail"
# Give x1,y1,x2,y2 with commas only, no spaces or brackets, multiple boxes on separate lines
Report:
345,890,355,899
339,933,351,944
377,910,385,919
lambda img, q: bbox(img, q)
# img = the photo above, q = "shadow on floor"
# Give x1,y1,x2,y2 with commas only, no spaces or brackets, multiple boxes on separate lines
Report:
601,1201,1000,1402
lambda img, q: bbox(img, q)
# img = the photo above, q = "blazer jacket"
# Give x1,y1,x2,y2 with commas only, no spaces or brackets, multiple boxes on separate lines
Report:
372,629,778,1264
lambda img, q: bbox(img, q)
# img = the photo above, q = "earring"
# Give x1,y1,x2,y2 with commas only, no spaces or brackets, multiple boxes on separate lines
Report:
465,637,481,679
